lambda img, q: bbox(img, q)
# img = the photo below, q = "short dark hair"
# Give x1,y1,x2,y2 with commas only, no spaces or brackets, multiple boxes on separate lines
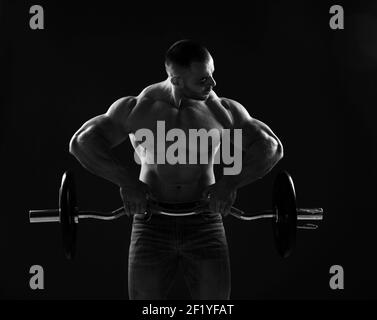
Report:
165,40,211,69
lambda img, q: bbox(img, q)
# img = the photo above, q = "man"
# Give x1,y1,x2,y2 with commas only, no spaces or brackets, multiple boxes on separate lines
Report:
69,40,283,299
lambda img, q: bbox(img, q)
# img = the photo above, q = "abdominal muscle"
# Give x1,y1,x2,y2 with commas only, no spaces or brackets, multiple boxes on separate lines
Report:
139,163,215,203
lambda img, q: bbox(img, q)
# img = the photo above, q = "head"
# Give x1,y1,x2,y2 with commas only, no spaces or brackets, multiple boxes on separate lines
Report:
165,40,216,101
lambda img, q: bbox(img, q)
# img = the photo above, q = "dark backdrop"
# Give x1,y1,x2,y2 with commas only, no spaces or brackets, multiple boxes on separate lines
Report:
1,1,376,299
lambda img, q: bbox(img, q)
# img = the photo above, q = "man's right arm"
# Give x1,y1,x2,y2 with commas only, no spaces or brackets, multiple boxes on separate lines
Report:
69,96,141,188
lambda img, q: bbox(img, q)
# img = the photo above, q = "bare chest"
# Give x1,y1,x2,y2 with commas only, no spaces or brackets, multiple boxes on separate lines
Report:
127,99,233,153
129,100,228,133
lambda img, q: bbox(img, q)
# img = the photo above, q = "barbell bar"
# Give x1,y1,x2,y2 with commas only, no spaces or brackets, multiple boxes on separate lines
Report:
29,170,324,259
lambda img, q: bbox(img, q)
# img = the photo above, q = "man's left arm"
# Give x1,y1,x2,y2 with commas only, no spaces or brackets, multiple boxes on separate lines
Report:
219,98,284,189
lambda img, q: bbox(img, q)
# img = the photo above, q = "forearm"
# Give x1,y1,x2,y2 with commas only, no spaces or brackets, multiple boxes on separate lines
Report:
220,137,283,189
69,130,140,188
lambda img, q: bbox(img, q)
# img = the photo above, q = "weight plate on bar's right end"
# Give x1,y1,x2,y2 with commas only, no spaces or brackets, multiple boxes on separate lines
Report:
272,171,297,258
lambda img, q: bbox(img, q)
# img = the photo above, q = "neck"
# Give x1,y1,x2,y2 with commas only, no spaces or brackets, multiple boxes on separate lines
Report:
172,88,183,108
164,78,185,108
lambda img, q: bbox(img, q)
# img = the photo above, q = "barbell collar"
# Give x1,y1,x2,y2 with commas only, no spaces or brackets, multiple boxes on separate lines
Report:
29,209,60,223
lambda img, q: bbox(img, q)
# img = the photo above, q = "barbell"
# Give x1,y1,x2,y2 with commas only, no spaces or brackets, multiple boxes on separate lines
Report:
29,170,323,260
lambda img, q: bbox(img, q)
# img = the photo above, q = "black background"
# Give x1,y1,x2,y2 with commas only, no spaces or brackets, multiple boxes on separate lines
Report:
1,0,376,300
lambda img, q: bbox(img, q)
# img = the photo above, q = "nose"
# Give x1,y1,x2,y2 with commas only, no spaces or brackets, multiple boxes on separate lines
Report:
209,76,216,88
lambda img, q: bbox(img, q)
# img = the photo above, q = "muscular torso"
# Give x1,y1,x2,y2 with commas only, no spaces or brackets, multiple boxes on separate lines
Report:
126,83,233,202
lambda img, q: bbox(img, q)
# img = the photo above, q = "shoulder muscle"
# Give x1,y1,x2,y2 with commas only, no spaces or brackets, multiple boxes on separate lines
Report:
222,98,282,148
221,98,252,128
105,96,137,127
73,96,137,148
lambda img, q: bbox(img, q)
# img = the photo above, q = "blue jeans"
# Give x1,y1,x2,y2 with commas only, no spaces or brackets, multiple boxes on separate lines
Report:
128,211,231,300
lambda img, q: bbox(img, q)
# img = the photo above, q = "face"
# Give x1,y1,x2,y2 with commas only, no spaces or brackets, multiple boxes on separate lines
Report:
179,58,216,100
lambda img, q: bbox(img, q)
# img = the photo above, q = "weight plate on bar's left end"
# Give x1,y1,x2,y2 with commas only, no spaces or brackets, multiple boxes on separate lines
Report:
59,170,78,260
272,171,297,258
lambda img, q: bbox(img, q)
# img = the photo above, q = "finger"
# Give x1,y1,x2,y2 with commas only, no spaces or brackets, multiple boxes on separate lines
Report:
231,206,244,215
137,202,146,215
202,184,215,199
202,188,210,200
219,201,226,216
124,202,131,217
223,203,232,217
134,202,141,215
145,190,153,200
215,201,221,214
197,203,209,213
139,201,147,214
130,202,137,216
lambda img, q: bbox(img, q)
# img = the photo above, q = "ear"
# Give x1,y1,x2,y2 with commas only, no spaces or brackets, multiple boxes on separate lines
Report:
170,76,183,88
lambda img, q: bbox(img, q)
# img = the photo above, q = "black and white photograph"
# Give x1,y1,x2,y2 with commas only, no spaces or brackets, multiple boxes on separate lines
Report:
1,0,376,309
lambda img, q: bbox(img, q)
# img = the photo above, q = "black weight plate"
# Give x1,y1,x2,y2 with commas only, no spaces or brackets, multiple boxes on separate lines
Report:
59,170,78,260
272,171,297,258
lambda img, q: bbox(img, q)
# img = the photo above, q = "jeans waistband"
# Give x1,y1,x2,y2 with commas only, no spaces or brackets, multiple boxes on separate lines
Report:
149,199,208,214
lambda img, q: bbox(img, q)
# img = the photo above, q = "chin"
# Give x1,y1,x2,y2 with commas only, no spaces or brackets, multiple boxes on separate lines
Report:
185,93,207,101
197,95,208,101
184,89,210,101
202,92,211,99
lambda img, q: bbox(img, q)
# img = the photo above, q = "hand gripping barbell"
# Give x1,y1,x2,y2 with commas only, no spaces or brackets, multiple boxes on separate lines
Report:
29,170,324,260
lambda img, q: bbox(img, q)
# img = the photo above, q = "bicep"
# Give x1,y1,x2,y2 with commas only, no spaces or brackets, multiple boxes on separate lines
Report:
240,119,282,151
